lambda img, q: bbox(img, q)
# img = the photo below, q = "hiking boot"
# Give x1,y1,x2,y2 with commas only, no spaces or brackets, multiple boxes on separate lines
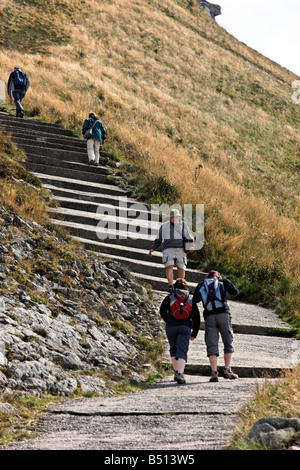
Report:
209,370,219,382
224,368,238,379
176,373,186,384
173,370,179,381
88,160,95,165
168,285,174,293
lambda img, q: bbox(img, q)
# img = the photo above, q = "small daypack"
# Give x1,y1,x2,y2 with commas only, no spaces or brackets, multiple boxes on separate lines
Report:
83,119,99,139
13,70,28,87
199,278,225,311
170,289,192,319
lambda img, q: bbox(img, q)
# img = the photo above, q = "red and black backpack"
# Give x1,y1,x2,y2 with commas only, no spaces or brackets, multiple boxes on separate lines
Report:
170,289,192,319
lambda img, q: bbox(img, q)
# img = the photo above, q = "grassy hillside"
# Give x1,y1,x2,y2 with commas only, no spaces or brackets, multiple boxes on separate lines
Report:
0,0,299,325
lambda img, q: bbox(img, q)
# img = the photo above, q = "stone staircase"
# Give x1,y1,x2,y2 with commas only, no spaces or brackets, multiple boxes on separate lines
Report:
0,112,204,292
1,112,298,380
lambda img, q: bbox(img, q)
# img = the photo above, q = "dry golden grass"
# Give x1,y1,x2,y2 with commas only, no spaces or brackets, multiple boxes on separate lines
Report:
0,180,50,224
230,365,300,449
0,0,299,283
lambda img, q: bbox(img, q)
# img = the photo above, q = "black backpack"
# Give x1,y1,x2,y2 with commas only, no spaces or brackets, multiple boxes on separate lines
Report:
13,70,28,87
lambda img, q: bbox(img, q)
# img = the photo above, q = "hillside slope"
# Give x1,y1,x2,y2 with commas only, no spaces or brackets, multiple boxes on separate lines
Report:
0,0,299,320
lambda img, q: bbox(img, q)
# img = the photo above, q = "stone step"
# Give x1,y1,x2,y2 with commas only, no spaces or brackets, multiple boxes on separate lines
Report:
183,330,298,377
73,235,163,263
135,272,199,292
48,206,160,231
0,123,86,149
50,218,157,250
24,162,109,185
0,112,75,136
16,143,89,163
32,172,124,195
68,235,203,285
44,184,138,206
23,154,111,175
10,134,87,153
50,197,160,222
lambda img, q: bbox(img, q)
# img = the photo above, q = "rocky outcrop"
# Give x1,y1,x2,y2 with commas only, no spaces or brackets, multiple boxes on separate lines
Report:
248,417,300,450
0,203,164,396
199,1,221,19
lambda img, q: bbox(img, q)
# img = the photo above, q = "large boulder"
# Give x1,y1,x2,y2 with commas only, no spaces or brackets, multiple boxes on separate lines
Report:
248,417,300,449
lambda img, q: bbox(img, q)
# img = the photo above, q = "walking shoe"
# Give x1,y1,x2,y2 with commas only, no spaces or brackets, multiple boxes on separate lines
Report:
209,370,219,382
173,370,179,381
168,285,174,293
224,368,238,379
88,160,95,165
176,373,186,385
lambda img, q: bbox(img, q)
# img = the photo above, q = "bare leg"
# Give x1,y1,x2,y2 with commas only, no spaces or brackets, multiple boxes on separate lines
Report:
209,354,218,371
177,267,185,279
224,353,233,368
171,357,177,371
166,265,174,285
177,358,186,374
171,357,186,373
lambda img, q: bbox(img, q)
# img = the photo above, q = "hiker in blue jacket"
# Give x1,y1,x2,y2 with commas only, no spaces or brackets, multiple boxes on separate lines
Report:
160,278,200,384
82,112,107,166
193,270,239,382
8,67,30,118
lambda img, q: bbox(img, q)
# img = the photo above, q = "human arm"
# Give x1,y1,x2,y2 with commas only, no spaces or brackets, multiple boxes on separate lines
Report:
159,295,170,322
98,120,107,143
7,73,14,98
183,222,195,252
221,278,239,296
82,119,89,136
192,283,202,305
149,225,163,254
190,302,200,339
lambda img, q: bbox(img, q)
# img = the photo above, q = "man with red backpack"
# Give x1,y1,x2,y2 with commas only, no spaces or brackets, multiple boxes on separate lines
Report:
193,270,239,382
160,278,200,384
8,67,30,118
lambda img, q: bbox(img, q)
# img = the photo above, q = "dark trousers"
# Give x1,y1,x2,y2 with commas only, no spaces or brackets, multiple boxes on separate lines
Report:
12,90,26,116
166,324,191,362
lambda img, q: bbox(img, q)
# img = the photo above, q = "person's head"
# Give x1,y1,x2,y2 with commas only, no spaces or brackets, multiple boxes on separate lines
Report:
89,112,97,119
206,270,221,279
170,209,181,223
174,278,188,290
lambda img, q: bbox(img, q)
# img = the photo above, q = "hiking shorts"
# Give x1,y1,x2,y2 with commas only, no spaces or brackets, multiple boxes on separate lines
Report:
204,313,234,357
162,247,187,269
166,324,191,362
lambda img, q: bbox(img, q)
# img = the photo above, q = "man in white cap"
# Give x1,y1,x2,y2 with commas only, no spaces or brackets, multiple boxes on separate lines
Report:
149,209,194,292
7,66,30,118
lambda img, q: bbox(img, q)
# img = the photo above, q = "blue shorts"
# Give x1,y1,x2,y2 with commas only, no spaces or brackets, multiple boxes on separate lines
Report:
166,324,191,362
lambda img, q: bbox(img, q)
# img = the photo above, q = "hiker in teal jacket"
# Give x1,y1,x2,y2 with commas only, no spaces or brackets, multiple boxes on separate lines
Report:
82,112,106,166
